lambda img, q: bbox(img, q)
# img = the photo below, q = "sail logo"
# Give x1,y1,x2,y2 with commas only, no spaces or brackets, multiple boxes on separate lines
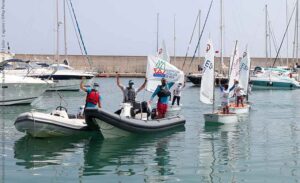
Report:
153,59,166,77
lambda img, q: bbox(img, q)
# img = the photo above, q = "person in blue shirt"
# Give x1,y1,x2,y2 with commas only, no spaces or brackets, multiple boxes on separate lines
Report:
80,77,101,108
149,78,174,118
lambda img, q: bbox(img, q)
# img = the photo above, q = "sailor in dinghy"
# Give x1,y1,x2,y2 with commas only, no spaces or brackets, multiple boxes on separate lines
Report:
200,39,238,125
228,49,251,114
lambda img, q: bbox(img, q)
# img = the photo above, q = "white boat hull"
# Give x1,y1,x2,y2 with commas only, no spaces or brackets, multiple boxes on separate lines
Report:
204,113,238,125
94,118,132,139
3,66,94,91
46,79,82,91
0,75,50,105
14,111,89,138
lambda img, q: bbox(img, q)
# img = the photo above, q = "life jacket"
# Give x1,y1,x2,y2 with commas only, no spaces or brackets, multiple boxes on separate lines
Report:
86,90,99,105
157,85,171,98
124,87,136,103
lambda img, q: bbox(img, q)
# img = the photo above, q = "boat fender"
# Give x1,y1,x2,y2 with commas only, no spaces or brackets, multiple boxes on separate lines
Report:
267,81,273,86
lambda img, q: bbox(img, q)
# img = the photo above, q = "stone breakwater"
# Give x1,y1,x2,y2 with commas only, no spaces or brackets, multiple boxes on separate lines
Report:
15,54,292,74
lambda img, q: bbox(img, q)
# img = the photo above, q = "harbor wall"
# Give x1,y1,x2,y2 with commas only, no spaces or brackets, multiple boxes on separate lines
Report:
15,54,293,74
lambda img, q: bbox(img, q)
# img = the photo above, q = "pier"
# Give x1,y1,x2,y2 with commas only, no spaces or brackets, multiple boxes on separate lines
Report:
14,54,292,77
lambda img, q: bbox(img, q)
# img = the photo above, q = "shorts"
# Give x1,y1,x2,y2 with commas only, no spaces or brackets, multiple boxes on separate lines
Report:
157,102,168,116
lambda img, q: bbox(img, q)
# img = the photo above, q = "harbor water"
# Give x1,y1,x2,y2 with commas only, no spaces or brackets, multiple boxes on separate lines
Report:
1,78,300,182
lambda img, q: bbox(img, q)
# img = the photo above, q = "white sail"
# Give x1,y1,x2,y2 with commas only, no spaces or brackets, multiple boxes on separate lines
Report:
157,40,170,63
228,44,240,92
200,40,215,104
239,50,251,95
146,55,184,92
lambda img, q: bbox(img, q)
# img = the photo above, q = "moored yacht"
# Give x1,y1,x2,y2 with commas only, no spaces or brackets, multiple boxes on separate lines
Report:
250,67,300,90
1,59,94,91
0,72,51,105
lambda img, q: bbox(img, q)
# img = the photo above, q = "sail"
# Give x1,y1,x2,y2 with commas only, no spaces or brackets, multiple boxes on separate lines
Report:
157,40,170,62
146,55,184,92
239,50,251,95
200,40,215,104
228,44,240,92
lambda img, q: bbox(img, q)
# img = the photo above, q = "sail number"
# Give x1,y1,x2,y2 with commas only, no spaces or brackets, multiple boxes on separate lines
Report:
203,60,213,73
240,63,248,71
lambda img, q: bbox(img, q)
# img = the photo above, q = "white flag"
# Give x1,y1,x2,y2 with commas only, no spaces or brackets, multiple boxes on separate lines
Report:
200,40,215,104
146,55,184,92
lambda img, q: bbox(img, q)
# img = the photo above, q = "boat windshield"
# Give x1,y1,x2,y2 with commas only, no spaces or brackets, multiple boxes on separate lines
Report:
50,64,73,70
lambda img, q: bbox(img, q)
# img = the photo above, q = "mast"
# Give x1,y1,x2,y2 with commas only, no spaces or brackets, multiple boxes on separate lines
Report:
63,0,67,61
212,50,215,114
220,0,224,75
268,20,272,63
173,14,176,64
198,10,201,63
1,0,5,62
287,0,289,66
156,13,159,52
297,0,299,64
265,5,268,61
56,0,60,63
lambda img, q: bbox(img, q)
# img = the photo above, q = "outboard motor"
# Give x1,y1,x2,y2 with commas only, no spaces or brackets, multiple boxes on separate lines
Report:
120,103,132,118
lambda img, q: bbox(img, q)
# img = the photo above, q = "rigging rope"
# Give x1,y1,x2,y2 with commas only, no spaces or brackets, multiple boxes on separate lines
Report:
187,0,214,72
68,0,93,70
272,1,297,68
181,12,200,70
66,0,84,56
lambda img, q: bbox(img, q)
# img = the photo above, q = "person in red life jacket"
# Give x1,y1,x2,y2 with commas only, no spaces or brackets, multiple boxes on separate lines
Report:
80,78,101,108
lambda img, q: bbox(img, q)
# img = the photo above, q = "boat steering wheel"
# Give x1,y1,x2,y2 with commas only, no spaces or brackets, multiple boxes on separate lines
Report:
56,106,68,113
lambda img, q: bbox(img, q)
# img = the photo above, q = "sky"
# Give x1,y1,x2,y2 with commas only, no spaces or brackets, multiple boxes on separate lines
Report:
4,0,296,58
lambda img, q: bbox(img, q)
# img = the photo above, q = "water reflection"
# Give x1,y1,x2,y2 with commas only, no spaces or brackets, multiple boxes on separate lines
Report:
14,127,185,181
199,121,250,183
14,134,94,169
83,128,184,179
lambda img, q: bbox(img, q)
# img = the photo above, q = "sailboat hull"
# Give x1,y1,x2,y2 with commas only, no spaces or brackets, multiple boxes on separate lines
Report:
204,113,238,125
251,78,300,90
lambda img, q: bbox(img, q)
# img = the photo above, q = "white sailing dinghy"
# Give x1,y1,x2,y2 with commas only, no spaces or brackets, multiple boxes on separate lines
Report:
200,40,238,125
146,55,185,117
228,46,251,114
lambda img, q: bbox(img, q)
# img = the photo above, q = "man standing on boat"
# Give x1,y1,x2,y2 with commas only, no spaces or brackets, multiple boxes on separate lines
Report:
116,73,147,106
80,77,102,109
149,78,174,118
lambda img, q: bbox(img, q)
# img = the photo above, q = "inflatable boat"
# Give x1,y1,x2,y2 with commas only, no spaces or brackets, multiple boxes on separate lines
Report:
85,103,186,139
14,106,90,138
